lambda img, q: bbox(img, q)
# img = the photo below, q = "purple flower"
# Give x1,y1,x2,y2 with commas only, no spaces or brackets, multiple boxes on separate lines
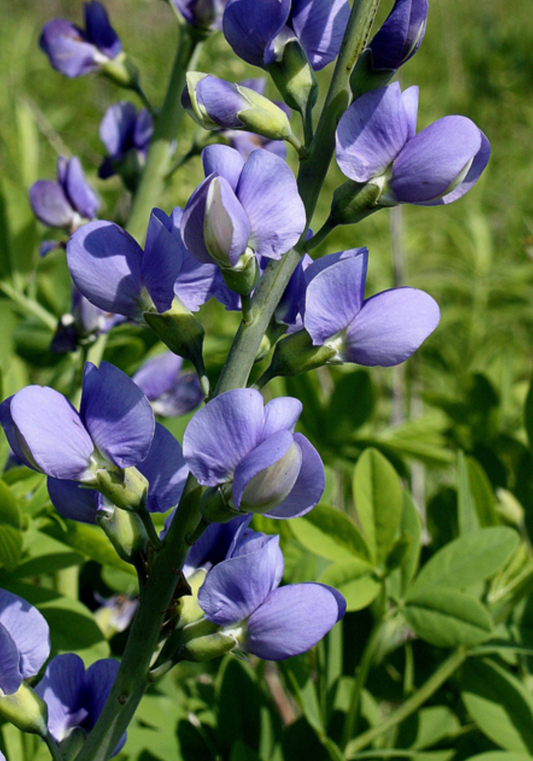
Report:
47,422,188,523
66,211,181,320
181,145,306,270
302,248,439,365
336,83,490,206
35,654,125,755
197,532,345,659
40,2,121,78
0,361,154,485
99,102,153,183
183,389,324,518
133,353,203,418
223,0,350,71
29,156,99,231
0,590,50,695
170,0,227,30
369,0,428,70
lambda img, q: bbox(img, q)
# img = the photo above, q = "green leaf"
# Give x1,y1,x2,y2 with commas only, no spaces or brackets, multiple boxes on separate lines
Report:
216,657,280,757
0,480,22,571
525,376,533,451
462,658,533,752
400,491,422,595
289,503,371,562
464,754,533,761
319,560,380,611
397,706,461,750
406,527,519,600
467,457,499,527
2,527,84,579
229,741,261,761
353,448,403,564
457,450,481,535
404,588,493,647
123,725,183,761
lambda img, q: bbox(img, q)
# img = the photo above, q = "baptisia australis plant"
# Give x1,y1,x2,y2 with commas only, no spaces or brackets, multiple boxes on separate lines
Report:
0,0,496,757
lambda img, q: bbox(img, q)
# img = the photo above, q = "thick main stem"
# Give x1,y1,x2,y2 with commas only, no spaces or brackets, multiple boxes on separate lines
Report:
125,24,201,243
74,476,202,761
344,648,467,758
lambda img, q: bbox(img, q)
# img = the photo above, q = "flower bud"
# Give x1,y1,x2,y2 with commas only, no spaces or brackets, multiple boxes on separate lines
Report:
0,683,48,737
265,329,341,381
184,73,293,142
266,36,318,116
96,503,148,564
330,179,383,226
180,619,242,662
95,465,148,512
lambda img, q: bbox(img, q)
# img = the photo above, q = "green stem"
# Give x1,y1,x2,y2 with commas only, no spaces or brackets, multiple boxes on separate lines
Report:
44,732,63,761
341,619,384,750
297,0,381,218
344,648,467,759
0,280,57,330
132,81,157,118
125,24,202,243
74,474,202,761
306,217,338,251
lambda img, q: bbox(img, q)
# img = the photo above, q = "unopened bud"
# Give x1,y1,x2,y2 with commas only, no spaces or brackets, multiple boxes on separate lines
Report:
266,36,318,116
95,466,148,512
0,683,48,737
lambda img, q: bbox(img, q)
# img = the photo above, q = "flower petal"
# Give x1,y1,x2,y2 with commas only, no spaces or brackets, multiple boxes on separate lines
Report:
8,387,94,480
0,623,24,695
67,220,145,317
344,287,440,366
237,149,306,259
196,76,249,129
99,101,136,158
291,0,350,70
181,175,215,263
183,514,251,575
39,19,99,78
390,115,482,203
201,145,245,192
138,423,188,513
198,535,283,625
85,658,120,730
143,209,183,312
133,353,183,401
424,131,491,206
233,430,301,511
246,583,345,659
84,1,121,58
64,157,99,220
0,589,51,679
369,0,428,70
35,654,88,742
264,433,324,519
304,250,368,344
223,0,291,67
47,478,99,524
262,397,302,438
183,389,265,486
28,181,73,228
204,177,251,267
80,362,155,469
336,83,409,182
